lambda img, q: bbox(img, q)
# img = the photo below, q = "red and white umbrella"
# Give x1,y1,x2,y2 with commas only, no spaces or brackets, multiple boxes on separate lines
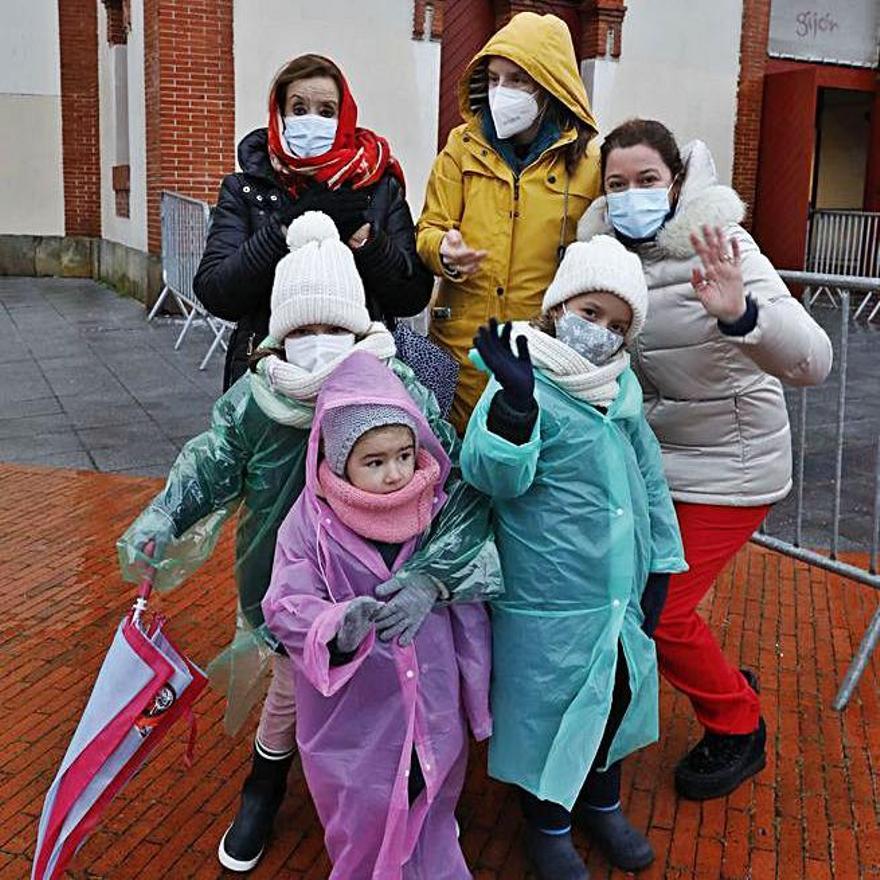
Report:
31,543,207,880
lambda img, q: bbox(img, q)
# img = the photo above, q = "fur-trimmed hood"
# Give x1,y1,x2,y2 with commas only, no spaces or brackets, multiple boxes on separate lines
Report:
576,140,745,259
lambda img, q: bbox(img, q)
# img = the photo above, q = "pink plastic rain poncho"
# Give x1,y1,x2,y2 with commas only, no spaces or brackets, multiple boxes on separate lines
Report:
262,352,493,880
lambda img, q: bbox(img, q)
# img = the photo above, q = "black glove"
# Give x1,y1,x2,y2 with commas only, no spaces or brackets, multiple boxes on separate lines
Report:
280,186,369,241
474,318,535,412
276,185,327,227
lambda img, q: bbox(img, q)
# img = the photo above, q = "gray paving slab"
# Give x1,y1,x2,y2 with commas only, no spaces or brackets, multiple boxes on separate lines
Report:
0,277,224,474
91,439,179,473
58,397,149,430
77,421,163,450
19,450,96,470
160,413,216,441
0,396,63,419
0,429,85,461
0,412,75,439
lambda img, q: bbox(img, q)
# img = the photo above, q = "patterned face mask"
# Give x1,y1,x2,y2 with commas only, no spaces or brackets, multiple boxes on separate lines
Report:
555,307,625,365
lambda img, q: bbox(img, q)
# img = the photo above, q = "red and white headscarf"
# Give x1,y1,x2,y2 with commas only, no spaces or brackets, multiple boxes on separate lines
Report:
266,56,405,196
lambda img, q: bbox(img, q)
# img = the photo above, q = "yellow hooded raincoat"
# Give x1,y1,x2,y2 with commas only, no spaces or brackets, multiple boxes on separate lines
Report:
417,12,600,432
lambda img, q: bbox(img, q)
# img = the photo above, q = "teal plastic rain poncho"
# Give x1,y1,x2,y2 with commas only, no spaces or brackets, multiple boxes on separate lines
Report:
461,364,687,810
117,358,501,733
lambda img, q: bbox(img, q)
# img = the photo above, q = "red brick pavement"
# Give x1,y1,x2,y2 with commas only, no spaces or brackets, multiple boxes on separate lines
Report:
1,463,878,879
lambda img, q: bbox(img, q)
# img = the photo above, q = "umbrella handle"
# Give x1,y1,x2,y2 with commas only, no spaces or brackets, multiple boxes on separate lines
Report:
132,539,157,626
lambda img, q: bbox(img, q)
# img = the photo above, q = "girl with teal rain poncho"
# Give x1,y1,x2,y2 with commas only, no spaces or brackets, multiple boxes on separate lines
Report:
116,212,501,874
461,235,687,880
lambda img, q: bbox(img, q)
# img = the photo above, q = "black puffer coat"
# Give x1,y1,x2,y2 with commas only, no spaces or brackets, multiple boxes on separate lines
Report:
193,128,433,389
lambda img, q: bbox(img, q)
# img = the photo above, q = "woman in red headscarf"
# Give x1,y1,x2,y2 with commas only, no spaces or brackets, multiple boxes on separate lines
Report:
195,54,433,390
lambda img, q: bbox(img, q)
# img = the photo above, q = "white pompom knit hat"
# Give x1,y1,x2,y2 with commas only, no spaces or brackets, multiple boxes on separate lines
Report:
269,211,372,340
542,234,649,341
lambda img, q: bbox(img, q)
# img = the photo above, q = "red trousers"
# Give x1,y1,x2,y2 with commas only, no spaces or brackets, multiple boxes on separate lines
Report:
653,502,770,735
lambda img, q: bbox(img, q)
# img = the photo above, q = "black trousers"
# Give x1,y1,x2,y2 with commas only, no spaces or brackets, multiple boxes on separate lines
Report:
520,574,670,830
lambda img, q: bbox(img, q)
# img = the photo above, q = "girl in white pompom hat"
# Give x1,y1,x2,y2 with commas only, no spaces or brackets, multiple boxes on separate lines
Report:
119,211,487,873
460,234,687,879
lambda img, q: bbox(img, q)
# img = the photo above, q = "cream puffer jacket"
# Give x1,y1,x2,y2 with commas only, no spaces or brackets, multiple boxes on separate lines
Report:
577,141,833,507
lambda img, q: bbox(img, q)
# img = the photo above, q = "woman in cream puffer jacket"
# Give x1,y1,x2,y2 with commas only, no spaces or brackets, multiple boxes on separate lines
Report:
577,120,832,803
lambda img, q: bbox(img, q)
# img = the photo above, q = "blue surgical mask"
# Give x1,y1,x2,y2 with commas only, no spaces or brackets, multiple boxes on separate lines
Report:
283,114,337,158
606,186,672,241
555,308,624,365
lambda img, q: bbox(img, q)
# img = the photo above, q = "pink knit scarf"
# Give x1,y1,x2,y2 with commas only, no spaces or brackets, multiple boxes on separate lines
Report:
317,449,442,544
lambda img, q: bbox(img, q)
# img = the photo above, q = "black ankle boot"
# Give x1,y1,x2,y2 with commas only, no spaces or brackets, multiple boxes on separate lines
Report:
741,668,760,693
218,744,295,872
574,803,654,871
675,717,767,801
525,825,590,880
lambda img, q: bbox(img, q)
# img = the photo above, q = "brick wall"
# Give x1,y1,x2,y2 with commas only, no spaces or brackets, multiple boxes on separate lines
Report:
103,0,128,45
58,0,101,237
580,0,626,59
143,0,235,253
732,0,771,227
413,0,444,40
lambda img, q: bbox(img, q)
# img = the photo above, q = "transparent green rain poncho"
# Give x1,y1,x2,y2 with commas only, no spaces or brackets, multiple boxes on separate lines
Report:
118,357,502,734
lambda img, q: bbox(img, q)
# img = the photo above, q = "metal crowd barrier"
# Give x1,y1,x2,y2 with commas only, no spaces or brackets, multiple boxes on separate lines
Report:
806,210,880,321
751,270,880,709
148,191,233,370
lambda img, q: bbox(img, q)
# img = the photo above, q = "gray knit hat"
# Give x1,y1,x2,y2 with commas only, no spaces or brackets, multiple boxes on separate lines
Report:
322,404,419,477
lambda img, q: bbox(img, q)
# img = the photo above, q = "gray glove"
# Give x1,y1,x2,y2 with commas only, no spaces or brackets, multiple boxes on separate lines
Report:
336,596,382,653
373,577,440,646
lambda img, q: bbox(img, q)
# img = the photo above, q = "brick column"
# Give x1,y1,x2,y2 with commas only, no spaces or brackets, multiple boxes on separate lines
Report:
579,0,626,60
732,0,772,228
143,0,235,254
58,0,101,237
413,0,445,40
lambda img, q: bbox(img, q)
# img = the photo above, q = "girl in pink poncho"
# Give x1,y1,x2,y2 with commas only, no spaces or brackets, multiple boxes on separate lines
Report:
262,350,493,879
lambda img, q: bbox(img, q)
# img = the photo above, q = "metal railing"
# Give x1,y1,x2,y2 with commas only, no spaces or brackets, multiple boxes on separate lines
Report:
806,210,880,321
148,191,233,370
751,270,880,709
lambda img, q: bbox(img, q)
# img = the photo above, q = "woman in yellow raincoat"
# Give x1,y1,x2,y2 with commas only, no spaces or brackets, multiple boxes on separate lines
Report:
417,11,601,433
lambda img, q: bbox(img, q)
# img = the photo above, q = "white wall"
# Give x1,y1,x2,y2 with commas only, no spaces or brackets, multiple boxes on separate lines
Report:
98,0,148,251
233,0,441,213
583,0,743,186
0,0,65,236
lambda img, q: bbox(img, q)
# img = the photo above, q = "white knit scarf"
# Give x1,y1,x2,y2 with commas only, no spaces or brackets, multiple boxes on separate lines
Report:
512,321,628,408
250,323,397,428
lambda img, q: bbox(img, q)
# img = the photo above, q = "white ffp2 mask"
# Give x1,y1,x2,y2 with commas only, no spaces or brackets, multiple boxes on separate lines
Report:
488,86,541,140
284,333,355,372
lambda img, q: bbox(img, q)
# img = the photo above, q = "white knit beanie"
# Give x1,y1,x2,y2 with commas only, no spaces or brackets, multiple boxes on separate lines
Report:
542,235,648,341
269,211,372,340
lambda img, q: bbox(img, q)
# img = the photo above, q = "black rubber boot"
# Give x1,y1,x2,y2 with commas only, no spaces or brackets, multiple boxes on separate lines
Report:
575,804,654,871
740,668,760,694
217,745,295,872
675,717,767,801
525,826,590,880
